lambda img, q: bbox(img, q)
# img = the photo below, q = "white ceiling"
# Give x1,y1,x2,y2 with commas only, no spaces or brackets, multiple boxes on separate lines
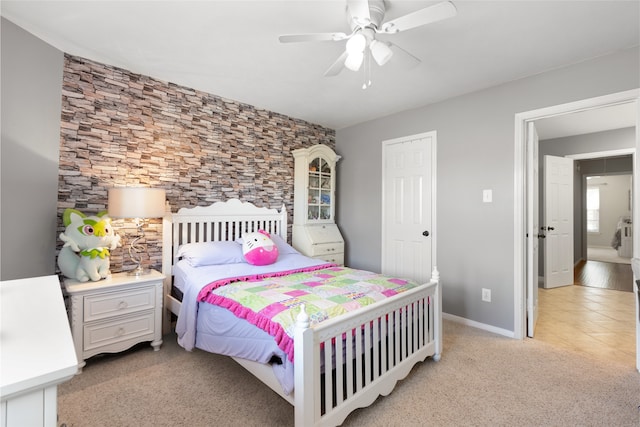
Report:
1,1,638,133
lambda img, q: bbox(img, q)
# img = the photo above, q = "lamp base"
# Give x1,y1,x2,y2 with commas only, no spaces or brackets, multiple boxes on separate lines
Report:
127,266,153,277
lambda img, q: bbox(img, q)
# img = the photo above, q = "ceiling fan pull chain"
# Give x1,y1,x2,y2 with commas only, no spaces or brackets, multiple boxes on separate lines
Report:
361,49,367,89
362,49,372,90
367,50,372,88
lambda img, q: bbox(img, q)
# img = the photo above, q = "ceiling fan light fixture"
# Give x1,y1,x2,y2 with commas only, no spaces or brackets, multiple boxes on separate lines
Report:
346,32,367,55
344,51,364,71
370,40,393,66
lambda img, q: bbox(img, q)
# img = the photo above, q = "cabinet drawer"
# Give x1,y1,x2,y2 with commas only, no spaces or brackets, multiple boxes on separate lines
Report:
308,243,343,256
83,311,154,352
316,253,344,265
84,286,155,322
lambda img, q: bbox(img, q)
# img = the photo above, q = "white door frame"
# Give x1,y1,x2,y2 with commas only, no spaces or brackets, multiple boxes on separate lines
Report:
513,89,640,341
566,149,635,263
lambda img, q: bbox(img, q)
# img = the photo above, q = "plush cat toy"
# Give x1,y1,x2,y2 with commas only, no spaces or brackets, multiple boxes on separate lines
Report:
241,230,279,266
58,209,121,282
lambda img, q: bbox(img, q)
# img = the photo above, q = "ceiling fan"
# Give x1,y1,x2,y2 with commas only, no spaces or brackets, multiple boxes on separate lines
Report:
279,0,457,84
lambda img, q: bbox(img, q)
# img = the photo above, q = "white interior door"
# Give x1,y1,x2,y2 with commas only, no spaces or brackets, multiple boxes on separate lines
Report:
381,132,436,284
527,122,540,337
543,155,574,288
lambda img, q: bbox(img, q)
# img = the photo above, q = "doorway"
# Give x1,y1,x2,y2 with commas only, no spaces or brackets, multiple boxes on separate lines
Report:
536,152,635,364
513,89,640,372
584,172,633,265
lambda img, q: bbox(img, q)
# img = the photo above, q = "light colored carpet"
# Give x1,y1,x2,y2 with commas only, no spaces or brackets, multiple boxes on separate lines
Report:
58,320,640,426
588,246,631,264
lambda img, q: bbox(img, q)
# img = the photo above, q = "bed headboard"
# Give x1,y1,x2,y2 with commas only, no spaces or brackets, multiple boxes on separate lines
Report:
161,198,287,279
160,199,287,333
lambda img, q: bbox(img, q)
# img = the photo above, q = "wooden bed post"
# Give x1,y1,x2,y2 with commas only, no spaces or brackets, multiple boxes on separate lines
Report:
161,202,173,335
280,203,288,239
432,266,442,361
294,304,315,427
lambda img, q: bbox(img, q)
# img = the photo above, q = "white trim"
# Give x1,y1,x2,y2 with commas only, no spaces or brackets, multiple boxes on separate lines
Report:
514,89,640,341
443,312,515,338
566,148,635,160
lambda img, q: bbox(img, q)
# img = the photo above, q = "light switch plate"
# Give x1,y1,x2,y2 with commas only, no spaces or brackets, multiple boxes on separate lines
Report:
483,189,492,203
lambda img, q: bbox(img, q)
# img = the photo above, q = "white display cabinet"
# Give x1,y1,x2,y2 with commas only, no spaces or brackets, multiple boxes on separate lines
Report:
292,144,345,265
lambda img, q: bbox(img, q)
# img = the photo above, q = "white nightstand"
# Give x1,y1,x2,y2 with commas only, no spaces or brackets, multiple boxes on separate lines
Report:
64,270,165,372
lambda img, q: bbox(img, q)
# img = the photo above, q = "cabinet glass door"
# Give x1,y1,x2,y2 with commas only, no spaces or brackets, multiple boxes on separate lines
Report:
308,157,332,221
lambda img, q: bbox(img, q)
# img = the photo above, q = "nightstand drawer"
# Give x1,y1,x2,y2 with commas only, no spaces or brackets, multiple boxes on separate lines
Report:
84,286,155,322
308,243,343,256
83,311,154,352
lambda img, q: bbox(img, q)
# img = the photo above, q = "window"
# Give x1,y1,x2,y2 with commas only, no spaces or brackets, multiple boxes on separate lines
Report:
586,186,600,233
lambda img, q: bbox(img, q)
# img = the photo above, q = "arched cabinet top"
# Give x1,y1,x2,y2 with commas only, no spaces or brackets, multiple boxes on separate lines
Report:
292,144,341,163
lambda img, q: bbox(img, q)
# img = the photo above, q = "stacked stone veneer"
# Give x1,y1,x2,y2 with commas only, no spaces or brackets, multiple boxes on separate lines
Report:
58,54,335,273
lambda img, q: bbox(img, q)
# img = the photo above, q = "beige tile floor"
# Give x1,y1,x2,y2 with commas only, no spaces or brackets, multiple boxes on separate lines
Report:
535,284,637,367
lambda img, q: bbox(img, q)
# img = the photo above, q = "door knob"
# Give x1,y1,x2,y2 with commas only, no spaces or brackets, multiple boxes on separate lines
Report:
422,230,430,237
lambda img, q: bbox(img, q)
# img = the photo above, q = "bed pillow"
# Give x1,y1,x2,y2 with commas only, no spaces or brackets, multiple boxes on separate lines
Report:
241,230,279,266
270,234,300,255
177,241,245,267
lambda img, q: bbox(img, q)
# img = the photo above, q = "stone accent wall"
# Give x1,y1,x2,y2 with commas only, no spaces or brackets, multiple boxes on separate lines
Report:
58,54,335,274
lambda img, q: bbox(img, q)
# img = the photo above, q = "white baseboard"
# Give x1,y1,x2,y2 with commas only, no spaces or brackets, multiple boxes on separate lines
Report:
443,312,515,338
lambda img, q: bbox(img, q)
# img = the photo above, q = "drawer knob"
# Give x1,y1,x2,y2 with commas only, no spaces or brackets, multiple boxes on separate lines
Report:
116,327,125,337
118,301,128,310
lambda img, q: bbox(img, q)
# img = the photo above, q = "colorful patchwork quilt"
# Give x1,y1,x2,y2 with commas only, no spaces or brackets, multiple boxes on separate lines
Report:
197,265,419,362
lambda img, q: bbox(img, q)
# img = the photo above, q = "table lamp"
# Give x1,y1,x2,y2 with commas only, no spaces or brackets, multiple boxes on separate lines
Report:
108,187,166,276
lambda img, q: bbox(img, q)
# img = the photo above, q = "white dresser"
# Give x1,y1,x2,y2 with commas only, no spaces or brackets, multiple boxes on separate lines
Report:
1,275,77,427
292,144,345,265
64,270,164,371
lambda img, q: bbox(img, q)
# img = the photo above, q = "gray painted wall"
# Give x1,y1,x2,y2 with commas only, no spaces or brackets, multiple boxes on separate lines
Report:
1,18,63,280
336,47,639,332
540,128,635,265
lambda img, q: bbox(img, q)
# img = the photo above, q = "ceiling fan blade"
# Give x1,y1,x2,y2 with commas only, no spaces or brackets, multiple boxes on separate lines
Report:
347,0,372,27
379,1,457,34
279,32,348,43
324,51,349,77
387,42,421,67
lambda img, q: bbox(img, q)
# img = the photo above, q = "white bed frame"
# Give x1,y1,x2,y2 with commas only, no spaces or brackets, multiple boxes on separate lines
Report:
162,199,442,427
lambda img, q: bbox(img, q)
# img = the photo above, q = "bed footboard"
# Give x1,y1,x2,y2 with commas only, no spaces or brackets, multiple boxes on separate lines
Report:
294,268,442,427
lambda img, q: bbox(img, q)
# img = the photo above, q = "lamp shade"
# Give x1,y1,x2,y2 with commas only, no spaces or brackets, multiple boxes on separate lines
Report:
108,187,166,219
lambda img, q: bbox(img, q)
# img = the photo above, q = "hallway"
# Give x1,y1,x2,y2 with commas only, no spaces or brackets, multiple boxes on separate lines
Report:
534,261,636,367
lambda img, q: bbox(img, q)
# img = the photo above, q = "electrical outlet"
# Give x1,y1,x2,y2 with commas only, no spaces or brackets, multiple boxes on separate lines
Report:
482,288,491,302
